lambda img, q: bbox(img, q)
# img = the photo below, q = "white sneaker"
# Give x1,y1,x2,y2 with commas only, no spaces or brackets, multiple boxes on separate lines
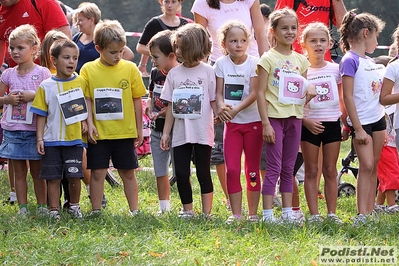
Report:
247,215,259,223
374,204,387,213
326,213,343,224
308,214,324,224
280,215,302,226
261,215,278,223
178,209,194,219
292,209,305,223
387,204,399,213
49,210,61,220
68,205,83,219
352,214,368,227
10,192,17,203
36,206,49,216
226,215,242,224
17,207,30,217
128,210,139,217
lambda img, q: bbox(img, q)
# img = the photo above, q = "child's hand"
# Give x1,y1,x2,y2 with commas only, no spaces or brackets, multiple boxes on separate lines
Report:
354,128,370,145
383,131,388,147
263,124,275,144
6,91,20,105
217,104,233,122
157,107,167,118
160,133,170,151
214,116,222,125
303,119,324,135
302,84,316,104
81,121,88,134
87,124,98,144
135,131,143,148
19,91,35,103
36,140,45,155
341,130,349,141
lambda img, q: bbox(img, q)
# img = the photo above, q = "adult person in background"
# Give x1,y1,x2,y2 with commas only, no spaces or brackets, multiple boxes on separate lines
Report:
274,0,347,61
0,0,71,205
136,0,188,77
191,0,268,210
260,3,271,38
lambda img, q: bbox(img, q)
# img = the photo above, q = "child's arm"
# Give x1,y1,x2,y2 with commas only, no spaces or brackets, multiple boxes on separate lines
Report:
133,97,143,147
81,120,88,134
342,75,369,144
85,97,98,144
36,115,46,155
380,77,399,105
302,118,325,135
160,102,174,151
338,83,349,141
215,76,232,122
19,90,36,103
301,70,317,104
257,66,275,144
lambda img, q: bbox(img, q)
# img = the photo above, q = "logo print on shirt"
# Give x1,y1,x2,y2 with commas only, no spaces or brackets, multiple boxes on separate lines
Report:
298,0,331,18
22,12,29,18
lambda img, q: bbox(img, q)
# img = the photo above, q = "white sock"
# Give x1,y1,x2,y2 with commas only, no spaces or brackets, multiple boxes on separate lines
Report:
282,207,292,219
159,200,170,212
262,209,274,219
85,185,90,196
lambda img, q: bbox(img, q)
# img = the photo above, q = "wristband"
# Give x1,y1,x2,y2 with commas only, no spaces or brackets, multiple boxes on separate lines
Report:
343,126,350,132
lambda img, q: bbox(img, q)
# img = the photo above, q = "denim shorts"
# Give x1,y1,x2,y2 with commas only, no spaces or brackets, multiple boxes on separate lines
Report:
0,130,41,160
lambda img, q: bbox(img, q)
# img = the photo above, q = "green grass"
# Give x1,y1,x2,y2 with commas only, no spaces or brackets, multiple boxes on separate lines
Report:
0,141,397,265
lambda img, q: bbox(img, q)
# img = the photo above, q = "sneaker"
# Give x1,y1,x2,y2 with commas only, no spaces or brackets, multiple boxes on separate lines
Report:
49,210,61,220
226,215,242,224
386,204,399,213
247,215,259,223
87,209,102,218
374,204,387,213
3,192,17,205
128,210,139,217
326,213,343,224
101,195,107,208
67,205,83,219
178,209,194,219
280,215,302,226
292,209,305,223
36,206,49,216
352,214,368,227
308,214,324,224
169,176,176,186
261,215,278,223
272,195,282,207
17,207,30,217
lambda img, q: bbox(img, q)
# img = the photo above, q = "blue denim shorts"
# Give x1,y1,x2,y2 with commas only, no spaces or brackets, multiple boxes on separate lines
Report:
0,130,41,160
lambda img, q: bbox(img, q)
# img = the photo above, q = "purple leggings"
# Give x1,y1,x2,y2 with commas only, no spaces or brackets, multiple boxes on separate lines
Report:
262,117,302,195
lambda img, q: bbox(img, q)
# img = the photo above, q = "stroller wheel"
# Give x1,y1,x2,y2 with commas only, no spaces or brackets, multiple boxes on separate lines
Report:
338,182,356,197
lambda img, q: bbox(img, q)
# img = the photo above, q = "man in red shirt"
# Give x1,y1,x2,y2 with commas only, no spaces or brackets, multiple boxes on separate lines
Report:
274,0,347,61
0,0,71,67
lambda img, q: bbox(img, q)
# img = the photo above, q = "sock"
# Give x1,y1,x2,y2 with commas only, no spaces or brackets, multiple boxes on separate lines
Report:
262,209,274,219
37,204,47,209
282,207,292,219
10,191,16,201
292,207,300,211
159,200,171,212
85,185,90,196
19,204,28,210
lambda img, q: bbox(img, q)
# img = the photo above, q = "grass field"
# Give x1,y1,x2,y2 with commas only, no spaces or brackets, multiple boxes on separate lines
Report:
0,141,397,265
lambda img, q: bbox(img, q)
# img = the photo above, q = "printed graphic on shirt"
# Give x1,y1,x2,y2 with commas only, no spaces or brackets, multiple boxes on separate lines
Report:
278,69,308,104
57,88,88,125
364,64,385,101
272,59,301,87
297,0,331,18
94,88,123,120
153,83,168,113
6,102,33,124
224,84,244,106
308,74,339,109
172,82,203,119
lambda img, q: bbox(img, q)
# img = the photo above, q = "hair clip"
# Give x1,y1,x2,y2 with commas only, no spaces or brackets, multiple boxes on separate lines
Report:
352,13,357,17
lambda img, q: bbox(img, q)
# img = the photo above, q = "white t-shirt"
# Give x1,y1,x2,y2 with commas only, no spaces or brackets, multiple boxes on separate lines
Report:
384,61,399,129
214,54,260,124
191,0,258,62
304,62,342,121
161,62,216,148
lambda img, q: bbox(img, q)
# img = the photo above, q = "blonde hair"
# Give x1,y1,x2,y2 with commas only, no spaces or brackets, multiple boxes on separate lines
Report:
218,20,251,56
8,24,40,60
171,23,211,65
40,30,69,69
269,8,298,48
389,25,399,57
73,2,101,26
300,22,330,45
94,20,126,50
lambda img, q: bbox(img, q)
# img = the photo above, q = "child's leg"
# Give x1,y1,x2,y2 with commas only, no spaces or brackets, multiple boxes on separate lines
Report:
242,122,263,216
174,143,194,211
224,123,244,216
82,148,91,195
7,159,16,201
215,163,228,201
90,169,107,210
193,144,213,215
302,141,321,215
384,190,396,206
68,178,82,205
322,141,341,214
292,152,304,209
118,169,138,211
28,160,46,205
375,190,386,205
12,159,29,206
48,179,61,210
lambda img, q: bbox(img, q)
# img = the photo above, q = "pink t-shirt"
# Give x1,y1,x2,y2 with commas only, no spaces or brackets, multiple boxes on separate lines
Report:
1,64,51,131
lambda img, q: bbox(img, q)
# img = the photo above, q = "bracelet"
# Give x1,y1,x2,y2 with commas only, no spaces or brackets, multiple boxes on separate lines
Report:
37,139,43,143
343,126,350,132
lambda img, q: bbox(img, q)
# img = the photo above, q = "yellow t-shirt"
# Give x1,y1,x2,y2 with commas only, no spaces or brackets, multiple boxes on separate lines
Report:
257,48,310,119
81,59,147,140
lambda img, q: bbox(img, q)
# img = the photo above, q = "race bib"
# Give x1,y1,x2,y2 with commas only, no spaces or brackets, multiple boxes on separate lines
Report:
6,101,33,124
94,88,123,120
278,69,308,105
56,87,88,125
172,86,203,119
308,74,339,109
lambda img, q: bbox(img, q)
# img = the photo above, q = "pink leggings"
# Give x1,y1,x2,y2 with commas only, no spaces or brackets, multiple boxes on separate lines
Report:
224,121,263,194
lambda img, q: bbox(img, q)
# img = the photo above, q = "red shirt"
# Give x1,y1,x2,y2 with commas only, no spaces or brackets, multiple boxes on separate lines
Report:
274,0,335,61
0,0,69,67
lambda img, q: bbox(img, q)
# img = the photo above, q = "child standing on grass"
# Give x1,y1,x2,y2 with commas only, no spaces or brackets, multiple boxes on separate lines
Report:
146,30,179,214
81,20,147,217
0,25,51,217
339,9,386,226
256,8,316,224
160,23,216,218
300,22,348,224
31,39,87,220
215,21,263,223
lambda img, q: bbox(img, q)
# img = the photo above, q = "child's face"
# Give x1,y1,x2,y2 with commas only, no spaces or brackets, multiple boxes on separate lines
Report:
272,16,298,47
97,42,125,67
302,29,329,60
174,38,184,63
364,29,379,55
52,47,79,79
223,27,249,60
8,39,37,65
150,46,173,72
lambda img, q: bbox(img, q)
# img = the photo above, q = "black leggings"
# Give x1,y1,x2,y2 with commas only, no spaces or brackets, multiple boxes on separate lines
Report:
174,143,213,204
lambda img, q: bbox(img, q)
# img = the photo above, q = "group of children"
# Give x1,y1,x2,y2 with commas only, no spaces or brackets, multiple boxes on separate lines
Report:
2,6,399,226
